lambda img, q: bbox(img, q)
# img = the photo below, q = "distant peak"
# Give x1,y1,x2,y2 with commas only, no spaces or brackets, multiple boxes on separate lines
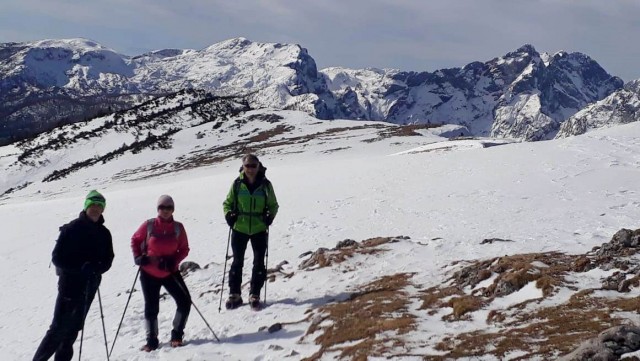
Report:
32,38,107,51
218,37,252,48
515,44,537,54
501,44,539,62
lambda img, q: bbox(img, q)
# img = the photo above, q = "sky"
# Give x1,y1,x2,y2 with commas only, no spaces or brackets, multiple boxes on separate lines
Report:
1,1,639,81
3,104,640,359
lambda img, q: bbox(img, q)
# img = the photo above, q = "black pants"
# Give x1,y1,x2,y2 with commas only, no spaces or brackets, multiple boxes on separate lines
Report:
139,270,191,340
33,277,99,361
229,230,268,296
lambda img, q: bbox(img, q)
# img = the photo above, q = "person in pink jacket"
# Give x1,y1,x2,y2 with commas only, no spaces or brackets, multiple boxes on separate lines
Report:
131,195,191,351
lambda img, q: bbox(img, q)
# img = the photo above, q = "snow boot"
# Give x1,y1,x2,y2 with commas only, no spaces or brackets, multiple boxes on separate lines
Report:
170,329,184,347
225,294,243,309
141,319,159,352
249,294,261,310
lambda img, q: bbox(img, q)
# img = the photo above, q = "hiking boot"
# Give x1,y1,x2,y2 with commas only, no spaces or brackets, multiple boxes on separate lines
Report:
141,319,159,352
140,338,159,352
170,339,184,347
170,329,184,347
249,294,261,310
225,294,243,309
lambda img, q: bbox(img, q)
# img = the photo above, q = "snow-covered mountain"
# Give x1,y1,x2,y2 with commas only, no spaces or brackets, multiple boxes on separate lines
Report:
0,38,624,144
324,45,623,140
556,79,640,138
0,37,326,144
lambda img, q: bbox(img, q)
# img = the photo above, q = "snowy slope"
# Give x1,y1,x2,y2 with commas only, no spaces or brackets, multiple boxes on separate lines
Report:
3,113,640,359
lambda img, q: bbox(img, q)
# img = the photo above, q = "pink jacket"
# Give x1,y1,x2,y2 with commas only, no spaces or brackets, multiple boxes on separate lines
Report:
131,217,189,279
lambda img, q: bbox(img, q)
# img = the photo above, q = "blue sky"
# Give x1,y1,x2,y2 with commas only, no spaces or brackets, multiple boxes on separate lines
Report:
1,0,638,81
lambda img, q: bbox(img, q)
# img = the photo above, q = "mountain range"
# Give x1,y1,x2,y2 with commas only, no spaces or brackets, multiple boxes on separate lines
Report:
1,37,638,145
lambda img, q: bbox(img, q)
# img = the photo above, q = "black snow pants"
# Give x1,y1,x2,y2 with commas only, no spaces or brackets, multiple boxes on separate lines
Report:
32,276,99,361
139,270,191,341
228,230,268,296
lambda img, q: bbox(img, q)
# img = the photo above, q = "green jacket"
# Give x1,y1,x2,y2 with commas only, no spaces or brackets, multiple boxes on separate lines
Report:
223,173,279,235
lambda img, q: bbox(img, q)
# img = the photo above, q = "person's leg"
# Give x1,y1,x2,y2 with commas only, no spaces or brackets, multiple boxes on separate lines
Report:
33,291,88,361
229,231,250,296
140,271,162,349
162,272,191,343
53,284,98,361
249,231,268,297
33,292,76,361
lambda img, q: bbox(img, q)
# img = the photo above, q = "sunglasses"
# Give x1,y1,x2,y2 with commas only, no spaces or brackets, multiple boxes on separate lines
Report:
158,205,174,211
243,163,259,169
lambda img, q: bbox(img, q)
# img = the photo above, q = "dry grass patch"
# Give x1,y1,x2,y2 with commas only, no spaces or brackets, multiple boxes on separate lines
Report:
299,237,399,270
418,286,464,311
299,247,387,270
362,123,442,142
451,252,575,298
446,295,486,320
302,273,416,361
433,291,640,360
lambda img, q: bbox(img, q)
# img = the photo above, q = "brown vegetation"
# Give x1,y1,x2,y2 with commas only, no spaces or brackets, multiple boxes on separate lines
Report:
301,273,416,361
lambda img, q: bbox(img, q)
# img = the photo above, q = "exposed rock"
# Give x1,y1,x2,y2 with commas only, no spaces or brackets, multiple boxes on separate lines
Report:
336,239,358,249
285,350,300,357
298,251,313,258
480,238,514,244
268,323,283,333
560,325,640,361
179,261,201,275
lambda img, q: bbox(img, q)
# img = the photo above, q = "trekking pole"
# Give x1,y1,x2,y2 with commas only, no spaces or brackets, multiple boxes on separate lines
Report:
78,280,92,361
97,287,110,361
263,228,269,305
218,227,232,313
173,274,221,342
109,268,140,358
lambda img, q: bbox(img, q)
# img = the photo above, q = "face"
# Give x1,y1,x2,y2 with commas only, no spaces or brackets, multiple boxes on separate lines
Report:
157,204,174,219
86,204,104,222
243,161,259,178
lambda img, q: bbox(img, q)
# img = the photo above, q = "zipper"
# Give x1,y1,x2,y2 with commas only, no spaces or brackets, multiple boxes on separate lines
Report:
249,196,255,234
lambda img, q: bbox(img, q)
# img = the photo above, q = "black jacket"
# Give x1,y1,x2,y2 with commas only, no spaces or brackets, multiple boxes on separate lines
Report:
52,211,114,297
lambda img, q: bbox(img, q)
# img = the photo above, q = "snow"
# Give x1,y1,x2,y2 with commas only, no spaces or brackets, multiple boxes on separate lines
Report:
3,111,640,360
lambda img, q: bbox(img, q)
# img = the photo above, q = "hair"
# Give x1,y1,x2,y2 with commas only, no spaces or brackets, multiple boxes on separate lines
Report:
242,154,260,165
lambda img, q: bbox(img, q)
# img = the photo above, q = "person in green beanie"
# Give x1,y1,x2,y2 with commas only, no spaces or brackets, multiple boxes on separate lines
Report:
33,190,114,361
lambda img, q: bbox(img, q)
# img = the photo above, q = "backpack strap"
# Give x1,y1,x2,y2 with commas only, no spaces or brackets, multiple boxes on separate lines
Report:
142,218,181,255
174,222,181,239
142,218,154,255
233,177,242,213
262,178,271,217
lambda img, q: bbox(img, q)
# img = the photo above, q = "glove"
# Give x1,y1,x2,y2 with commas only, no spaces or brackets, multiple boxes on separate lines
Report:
265,214,274,226
135,255,150,266
158,257,176,272
225,212,238,227
80,262,97,277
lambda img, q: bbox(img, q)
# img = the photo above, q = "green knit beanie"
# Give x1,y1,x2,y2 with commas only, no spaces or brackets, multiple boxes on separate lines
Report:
84,190,106,211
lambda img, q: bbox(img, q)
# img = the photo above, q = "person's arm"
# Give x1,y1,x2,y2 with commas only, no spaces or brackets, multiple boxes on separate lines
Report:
131,221,148,261
95,229,114,274
175,223,190,265
266,182,279,219
52,224,82,272
222,182,236,216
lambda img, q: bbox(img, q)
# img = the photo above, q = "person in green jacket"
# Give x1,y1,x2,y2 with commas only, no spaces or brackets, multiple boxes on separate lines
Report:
223,154,279,309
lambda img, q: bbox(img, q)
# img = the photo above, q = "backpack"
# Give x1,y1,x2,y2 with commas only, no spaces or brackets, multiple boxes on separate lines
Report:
141,218,181,255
